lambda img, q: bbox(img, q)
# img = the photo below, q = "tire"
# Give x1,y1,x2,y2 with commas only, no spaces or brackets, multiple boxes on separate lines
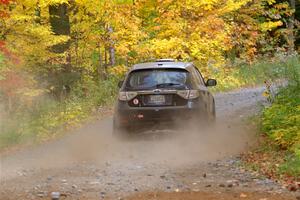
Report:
210,106,216,123
208,100,216,125
113,127,124,138
112,118,129,139
113,126,129,139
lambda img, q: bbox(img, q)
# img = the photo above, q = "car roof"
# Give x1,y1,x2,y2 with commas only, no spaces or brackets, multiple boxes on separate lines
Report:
131,61,193,71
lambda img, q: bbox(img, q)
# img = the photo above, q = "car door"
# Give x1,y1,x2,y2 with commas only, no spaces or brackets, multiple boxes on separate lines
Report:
192,66,215,118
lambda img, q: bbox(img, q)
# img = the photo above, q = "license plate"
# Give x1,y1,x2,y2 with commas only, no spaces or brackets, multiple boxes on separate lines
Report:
149,95,165,104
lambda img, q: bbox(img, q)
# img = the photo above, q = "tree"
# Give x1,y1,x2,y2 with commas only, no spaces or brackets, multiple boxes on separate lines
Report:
0,0,297,89
49,2,71,71
287,0,296,53
49,3,71,54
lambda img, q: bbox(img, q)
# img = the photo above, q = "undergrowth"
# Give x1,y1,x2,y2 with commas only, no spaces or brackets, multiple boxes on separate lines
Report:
243,56,300,180
0,77,119,150
262,82,300,177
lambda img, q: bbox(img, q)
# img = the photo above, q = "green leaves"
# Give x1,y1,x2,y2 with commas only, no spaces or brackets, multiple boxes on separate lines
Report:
261,61,300,178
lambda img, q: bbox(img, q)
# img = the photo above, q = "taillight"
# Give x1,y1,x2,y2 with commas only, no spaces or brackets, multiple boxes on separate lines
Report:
177,90,199,99
188,90,200,99
177,90,189,99
118,91,138,101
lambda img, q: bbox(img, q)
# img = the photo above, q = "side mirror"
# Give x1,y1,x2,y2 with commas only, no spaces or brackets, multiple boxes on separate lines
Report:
118,80,124,88
206,79,217,87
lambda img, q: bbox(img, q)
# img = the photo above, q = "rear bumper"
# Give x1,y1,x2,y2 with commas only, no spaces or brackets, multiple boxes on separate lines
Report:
114,99,206,130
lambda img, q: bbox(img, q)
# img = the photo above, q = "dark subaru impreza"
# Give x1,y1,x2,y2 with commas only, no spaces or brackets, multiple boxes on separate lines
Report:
113,59,217,136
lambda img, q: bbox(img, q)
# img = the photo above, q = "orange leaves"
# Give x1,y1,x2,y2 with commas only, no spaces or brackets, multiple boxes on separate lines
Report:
0,0,11,19
0,41,20,65
0,70,25,97
242,148,284,180
0,0,11,5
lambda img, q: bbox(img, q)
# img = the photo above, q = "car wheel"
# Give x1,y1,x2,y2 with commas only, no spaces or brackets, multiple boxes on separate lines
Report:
112,118,129,139
113,127,126,138
113,126,130,139
210,106,216,123
207,100,216,124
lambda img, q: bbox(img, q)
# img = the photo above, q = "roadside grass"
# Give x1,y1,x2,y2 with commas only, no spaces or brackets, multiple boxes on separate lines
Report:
242,56,300,181
0,77,119,151
262,57,300,178
212,64,267,92
279,154,300,177
211,52,300,93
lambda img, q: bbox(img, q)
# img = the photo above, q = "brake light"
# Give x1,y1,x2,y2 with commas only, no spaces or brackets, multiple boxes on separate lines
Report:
177,90,189,99
177,90,199,99
118,91,138,101
188,90,200,99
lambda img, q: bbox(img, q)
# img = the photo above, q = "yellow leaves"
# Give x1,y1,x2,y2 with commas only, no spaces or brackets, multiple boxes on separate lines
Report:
263,90,270,97
24,25,69,47
40,0,69,6
260,21,283,32
16,0,70,8
114,0,134,4
274,2,289,10
145,1,235,67
214,71,244,90
4,0,285,78
108,65,128,76
266,0,276,5
147,38,189,60
220,0,252,14
3,0,72,69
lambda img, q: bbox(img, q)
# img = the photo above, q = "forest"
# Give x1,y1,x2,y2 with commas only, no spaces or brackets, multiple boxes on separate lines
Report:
0,0,299,177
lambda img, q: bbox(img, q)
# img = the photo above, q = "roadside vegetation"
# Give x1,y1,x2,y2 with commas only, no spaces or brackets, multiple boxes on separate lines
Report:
0,77,119,149
212,53,291,92
243,56,300,182
262,56,300,177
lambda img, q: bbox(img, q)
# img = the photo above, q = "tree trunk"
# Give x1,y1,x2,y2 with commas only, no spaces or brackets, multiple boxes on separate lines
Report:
104,47,108,67
108,26,116,66
109,45,116,66
49,3,72,96
35,1,41,24
49,3,71,56
97,43,106,80
49,3,70,37
287,0,296,54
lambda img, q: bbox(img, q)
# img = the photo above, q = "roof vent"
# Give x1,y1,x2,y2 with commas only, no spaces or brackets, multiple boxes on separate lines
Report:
156,59,176,62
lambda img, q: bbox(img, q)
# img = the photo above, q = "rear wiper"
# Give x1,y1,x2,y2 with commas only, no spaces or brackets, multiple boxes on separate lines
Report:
155,83,183,88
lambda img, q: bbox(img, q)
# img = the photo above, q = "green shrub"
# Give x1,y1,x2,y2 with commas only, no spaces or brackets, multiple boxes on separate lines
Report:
261,56,300,177
279,154,300,177
212,57,287,92
262,87,300,149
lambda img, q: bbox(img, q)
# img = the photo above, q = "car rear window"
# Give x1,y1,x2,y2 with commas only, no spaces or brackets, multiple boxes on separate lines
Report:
125,68,190,90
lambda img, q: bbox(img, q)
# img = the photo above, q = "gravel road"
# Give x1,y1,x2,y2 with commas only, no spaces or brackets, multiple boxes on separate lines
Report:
0,87,298,200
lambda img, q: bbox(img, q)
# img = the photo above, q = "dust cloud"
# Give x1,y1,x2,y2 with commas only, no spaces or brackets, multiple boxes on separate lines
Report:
1,116,255,179
65,119,254,166
1,117,254,174
1,87,263,181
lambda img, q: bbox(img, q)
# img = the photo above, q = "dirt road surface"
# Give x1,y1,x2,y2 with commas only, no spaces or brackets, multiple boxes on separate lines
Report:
1,87,299,200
